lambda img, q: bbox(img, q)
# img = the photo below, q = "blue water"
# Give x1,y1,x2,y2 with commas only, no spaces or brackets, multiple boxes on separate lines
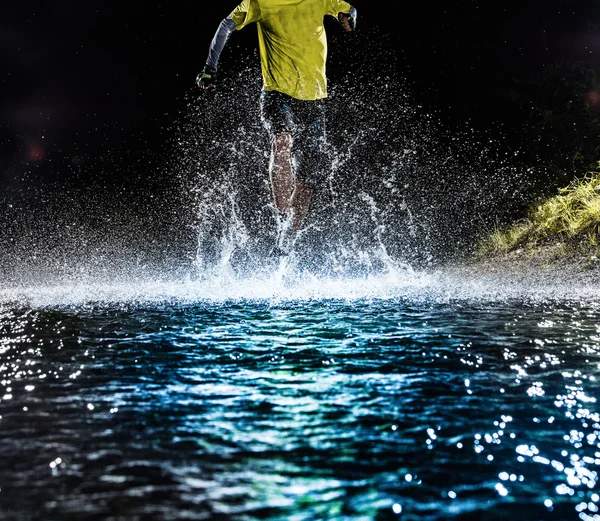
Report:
1,271,600,520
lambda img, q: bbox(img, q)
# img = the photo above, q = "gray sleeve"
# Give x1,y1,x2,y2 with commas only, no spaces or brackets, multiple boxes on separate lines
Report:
349,6,357,25
206,17,237,70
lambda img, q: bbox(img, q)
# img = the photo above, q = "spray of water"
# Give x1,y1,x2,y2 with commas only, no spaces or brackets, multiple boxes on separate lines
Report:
164,59,532,280
2,48,597,306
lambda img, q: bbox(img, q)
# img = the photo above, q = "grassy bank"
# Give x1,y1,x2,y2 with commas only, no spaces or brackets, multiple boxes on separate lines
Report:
478,167,600,263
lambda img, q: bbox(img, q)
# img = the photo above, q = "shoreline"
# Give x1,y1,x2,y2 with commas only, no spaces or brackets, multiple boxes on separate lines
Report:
448,243,600,284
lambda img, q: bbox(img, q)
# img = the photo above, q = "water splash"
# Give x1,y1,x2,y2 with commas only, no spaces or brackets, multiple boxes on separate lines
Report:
0,54,575,303
1,264,600,310
165,60,533,282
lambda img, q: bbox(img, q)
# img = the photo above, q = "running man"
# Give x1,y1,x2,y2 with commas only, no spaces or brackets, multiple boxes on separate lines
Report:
197,0,357,252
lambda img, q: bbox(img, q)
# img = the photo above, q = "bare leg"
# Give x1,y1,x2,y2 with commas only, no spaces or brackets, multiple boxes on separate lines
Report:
270,131,314,234
269,132,294,214
289,179,313,230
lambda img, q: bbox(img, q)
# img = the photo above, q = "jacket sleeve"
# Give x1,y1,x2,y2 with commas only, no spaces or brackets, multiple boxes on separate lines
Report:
205,0,262,69
206,17,237,69
325,0,353,17
230,0,262,30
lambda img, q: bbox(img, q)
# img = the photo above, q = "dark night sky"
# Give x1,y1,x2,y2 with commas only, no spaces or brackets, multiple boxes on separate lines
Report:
1,0,599,187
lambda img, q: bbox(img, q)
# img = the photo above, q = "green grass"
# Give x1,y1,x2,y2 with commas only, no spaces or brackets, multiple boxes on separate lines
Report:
479,166,600,258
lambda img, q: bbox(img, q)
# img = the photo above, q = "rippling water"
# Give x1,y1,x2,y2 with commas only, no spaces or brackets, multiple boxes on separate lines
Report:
1,269,600,520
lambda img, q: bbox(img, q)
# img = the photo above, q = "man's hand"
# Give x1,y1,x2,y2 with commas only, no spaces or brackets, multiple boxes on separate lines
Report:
196,65,217,90
338,12,356,32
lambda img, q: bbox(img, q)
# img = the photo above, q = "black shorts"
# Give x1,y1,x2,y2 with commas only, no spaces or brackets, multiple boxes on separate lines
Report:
259,90,328,188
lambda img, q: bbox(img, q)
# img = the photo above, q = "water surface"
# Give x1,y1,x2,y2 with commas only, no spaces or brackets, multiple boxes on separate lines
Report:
1,271,599,520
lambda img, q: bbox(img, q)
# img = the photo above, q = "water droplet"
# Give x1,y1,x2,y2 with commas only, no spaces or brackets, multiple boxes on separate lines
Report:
495,483,508,496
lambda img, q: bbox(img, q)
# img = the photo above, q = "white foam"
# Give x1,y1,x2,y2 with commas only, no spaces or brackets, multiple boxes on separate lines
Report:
1,262,599,309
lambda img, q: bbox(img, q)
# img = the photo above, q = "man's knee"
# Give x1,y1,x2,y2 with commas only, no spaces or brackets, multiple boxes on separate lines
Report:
273,132,292,154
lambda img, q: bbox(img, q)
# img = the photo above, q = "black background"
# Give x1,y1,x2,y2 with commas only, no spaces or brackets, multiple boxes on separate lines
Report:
1,1,599,270
2,1,598,182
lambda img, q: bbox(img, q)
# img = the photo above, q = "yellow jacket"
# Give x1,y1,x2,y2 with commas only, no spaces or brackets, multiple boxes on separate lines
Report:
230,0,353,101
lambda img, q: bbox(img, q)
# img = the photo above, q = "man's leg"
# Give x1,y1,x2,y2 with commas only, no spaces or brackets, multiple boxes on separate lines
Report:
288,100,325,231
261,92,322,248
289,179,313,230
269,132,294,214
270,131,313,230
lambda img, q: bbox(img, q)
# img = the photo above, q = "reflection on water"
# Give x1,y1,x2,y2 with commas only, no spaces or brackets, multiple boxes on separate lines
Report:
1,274,600,520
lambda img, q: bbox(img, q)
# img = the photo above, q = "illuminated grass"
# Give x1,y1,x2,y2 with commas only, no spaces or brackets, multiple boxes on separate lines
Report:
479,167,600,257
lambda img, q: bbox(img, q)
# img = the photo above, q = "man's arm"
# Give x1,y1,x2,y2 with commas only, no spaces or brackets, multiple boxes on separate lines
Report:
197,16,237,89
197,1,260,90
326,1,357,32
207,17,237,71
339,6,357,32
